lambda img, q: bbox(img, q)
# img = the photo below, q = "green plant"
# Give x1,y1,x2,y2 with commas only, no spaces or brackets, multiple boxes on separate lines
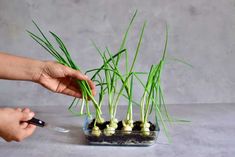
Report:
27,21,113,124
28,10,173,140
87,11,172,137
86,11,148,135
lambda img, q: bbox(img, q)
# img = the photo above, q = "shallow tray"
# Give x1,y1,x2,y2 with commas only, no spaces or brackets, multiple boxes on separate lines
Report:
83,116,159,146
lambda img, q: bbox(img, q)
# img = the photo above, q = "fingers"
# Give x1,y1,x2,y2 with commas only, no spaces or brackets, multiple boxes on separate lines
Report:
15,124,36,142
68,80,96,98
15,107,31,113
20,122,28,129
61,88,82,98
22,108,31,113
15,107,22,112
65,67,88,81
86,79,95,90
23,124,36,137
16,108,34,125
20,111,35,121
87,79,96,96
58,66,97,98
19,108,36,141
64,67,96,97
69,75,96,96
20,108,35,129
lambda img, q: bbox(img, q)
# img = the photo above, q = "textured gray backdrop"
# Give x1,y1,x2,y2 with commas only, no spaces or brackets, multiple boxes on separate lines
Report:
0,0,234,107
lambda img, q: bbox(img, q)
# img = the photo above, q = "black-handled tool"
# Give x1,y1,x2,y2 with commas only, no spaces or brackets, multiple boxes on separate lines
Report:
27,117,45,127
25,117,70,133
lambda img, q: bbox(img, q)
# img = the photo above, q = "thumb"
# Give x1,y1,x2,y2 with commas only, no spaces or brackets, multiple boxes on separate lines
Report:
20,112,35,121
23,124,37,137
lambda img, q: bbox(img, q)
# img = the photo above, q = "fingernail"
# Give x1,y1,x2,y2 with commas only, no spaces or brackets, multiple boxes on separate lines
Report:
84,75,89,79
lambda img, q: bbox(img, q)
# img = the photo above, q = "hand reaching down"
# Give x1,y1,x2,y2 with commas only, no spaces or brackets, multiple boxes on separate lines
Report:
35,61,96,98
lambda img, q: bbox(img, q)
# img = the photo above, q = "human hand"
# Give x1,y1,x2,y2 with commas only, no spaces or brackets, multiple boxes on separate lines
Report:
34,61,96,98
0,107,36,142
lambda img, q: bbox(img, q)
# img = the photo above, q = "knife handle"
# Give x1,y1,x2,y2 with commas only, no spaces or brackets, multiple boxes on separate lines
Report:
27,117,45,127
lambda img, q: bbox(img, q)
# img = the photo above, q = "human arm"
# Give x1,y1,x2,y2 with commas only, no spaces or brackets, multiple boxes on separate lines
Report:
0,52,95,98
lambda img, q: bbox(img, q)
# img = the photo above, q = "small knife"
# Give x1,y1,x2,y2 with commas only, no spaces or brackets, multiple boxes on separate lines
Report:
27,117,70,133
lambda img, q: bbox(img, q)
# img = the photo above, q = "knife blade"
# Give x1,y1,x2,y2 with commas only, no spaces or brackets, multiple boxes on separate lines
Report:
26,117,70,133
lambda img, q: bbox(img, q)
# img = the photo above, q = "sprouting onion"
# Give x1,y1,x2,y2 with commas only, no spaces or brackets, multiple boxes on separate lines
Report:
28,10,174,140
134,26,172,138
86,10,172,138
86,11,140,134
27,21,104,124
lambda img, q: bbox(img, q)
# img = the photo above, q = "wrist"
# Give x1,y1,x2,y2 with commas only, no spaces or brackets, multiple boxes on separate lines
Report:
31,60,45,83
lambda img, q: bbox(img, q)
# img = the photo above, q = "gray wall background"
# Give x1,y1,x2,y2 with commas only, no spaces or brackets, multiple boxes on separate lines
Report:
0,0,234,107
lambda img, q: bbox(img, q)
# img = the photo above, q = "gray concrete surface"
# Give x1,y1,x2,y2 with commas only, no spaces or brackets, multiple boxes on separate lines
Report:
0,103,234,157
0,1,235,155
0,0,235,107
